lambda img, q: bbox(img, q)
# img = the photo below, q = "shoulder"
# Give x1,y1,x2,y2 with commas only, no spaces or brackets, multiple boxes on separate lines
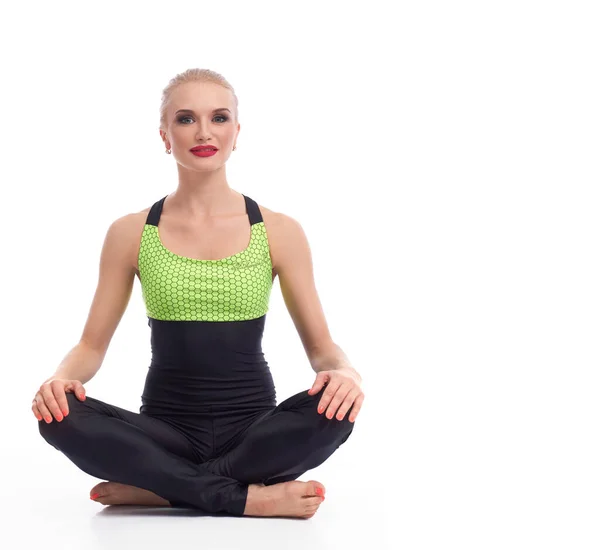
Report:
255,202,309,275
109,206,150,240
258,204,302,236
105,206,151,276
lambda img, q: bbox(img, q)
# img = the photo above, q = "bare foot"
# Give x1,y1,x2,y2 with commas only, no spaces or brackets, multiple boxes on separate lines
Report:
243,479,326,518
90,481,170,506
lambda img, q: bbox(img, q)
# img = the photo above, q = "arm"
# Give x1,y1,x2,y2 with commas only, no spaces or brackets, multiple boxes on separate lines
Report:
306,343,361,383
45,214,139,384
271,213,361,382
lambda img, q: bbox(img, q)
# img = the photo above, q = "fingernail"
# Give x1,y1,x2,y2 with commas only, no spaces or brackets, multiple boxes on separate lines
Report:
90,493,99,500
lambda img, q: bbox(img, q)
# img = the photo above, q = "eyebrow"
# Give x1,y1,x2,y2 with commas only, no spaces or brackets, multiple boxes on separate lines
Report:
175,108,231,115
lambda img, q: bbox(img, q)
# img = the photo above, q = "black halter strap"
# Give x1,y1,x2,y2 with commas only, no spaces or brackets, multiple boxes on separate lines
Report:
145,194,263,226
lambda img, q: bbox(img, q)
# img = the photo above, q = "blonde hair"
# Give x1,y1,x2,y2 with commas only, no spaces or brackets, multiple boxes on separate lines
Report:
159,68,239,131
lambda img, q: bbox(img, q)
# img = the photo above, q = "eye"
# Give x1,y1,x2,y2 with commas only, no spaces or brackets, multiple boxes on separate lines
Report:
177,115,229,124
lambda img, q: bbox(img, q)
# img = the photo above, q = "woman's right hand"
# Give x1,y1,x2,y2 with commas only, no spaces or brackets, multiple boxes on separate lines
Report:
32,378,86,423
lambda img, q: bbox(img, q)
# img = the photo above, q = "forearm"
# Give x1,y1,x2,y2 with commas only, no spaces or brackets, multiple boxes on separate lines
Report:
308,343,362,382
44,341,106,385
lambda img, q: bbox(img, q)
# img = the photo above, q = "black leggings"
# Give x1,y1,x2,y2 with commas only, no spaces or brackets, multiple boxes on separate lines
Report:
38,385,355,516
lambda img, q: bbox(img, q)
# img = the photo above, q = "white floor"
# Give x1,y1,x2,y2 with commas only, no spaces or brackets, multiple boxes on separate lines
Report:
8,382,595,549
7,385,599,550
6,415,393,550
14,468,386,550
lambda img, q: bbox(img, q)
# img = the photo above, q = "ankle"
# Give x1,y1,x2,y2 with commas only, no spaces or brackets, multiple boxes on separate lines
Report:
244,483,269,516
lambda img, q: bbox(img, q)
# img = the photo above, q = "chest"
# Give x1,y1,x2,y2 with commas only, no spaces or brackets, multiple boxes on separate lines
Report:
135,215,278,283
137,221,274,321
160,214,252,259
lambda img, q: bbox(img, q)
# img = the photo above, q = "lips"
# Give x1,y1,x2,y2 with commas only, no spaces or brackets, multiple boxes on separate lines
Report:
190,146,218,152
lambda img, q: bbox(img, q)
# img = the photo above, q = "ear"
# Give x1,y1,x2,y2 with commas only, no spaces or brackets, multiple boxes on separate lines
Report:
159,129,169,148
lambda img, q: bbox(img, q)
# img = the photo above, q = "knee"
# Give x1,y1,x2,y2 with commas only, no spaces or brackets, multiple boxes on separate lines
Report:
38,392,86,443
340,420,354,442
328,414,355,449
289,386,355,439
38,412,62,445
334,415,355,440
64,392,85,410
314,406,355,441
308,387,355,428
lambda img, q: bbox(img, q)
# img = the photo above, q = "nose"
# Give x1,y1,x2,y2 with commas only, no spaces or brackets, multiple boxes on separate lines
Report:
195,118,213,142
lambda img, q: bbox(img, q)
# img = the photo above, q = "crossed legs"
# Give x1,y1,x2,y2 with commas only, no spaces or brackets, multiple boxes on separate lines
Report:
38,386,354,516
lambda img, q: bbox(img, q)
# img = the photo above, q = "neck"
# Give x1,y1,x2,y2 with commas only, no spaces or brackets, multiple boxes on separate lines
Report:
170,164,240,217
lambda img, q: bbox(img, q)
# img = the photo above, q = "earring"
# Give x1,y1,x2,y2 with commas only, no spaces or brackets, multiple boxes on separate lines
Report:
233,145,237,151
166,148,171,154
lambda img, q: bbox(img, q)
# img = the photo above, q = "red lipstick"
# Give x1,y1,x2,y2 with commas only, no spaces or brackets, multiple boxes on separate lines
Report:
190,145,218,157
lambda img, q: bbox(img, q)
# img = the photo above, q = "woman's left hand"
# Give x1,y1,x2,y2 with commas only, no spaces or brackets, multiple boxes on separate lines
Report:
307,367,364,423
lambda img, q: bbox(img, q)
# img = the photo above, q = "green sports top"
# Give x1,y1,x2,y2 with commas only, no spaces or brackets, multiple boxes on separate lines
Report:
138,194,274,322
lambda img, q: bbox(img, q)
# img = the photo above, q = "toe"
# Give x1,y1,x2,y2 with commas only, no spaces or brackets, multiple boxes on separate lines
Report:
307,480,326,498
90,481,111,500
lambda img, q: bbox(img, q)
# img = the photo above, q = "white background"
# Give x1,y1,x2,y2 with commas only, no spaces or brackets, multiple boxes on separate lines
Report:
2,1,598,549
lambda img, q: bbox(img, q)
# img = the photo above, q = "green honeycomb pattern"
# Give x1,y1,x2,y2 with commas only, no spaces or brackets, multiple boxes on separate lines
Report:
138,222,273,321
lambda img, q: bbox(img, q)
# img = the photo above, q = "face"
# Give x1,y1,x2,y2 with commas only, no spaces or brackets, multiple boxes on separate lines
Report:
160,81,240,168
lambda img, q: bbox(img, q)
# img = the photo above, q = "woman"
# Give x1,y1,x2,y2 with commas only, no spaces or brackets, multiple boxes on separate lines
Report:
33,68,364,519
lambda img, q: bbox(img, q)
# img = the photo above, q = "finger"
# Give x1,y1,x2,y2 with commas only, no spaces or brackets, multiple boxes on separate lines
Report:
35,395,53,423
348,393,365,422
31,401,43,421
324,384,352,419
49,381,69,420
67,380,87,401
41,384,64,421
308,372,329,395
317,379,341,414
334,389,361,421
54,384,71,417
73,381,86,401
